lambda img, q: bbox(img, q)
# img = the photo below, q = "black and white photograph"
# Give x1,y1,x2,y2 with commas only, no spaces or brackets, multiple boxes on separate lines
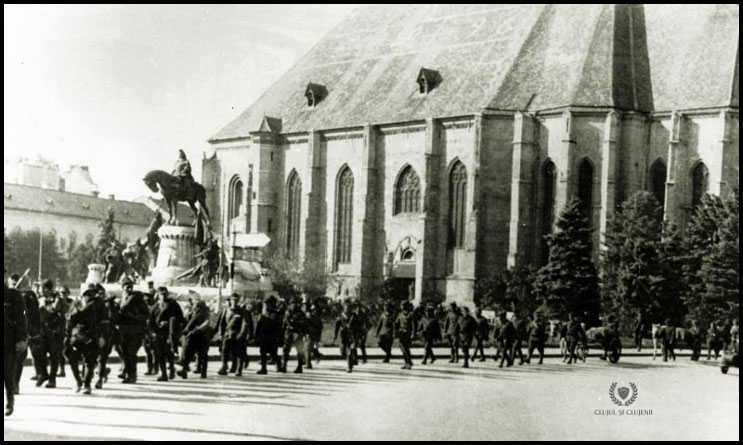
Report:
3,4,739,441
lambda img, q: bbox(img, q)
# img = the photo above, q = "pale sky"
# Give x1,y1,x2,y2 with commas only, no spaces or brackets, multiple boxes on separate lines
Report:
4,4,361,200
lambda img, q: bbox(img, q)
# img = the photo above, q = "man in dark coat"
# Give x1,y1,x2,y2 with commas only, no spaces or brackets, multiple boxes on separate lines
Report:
375,303,395,363
472,308,490,361
148,287,184,381
281,298,309,374
443,303,461,363
95,285,119,389
498,312,516,368
65,288,100,394
513,314,529,365
305,303,324,368
5,268,28,416
143,288,158,375
526,312,547,365
177,300,212,379
55,285,73,378
118,281,150,383
217,294,251,376
395,301,416,370
37,287,65,388
255,297,283,375
662,318,676,362
458,307,478,368
633,310,645,352
14,286,40,391
419,306,440,365
565,313,587,365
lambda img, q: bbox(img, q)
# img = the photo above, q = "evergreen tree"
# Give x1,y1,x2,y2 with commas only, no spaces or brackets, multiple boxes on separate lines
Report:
3,227,65,286
533,198,600,324
680,192,734,327
600,192,666,329
95,207,121,263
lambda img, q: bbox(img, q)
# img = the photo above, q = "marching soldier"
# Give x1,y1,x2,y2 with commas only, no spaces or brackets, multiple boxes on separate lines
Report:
12,279,40,392
178,299,212,379
37,286,65,388
565,313,587,365
458,306,477,368
217,294,250,376
334,303,357,372
357,304,371,364
55,285,73,378
375,302,395,363
526,311,547,365
498,312,516,368
419,306,440,365
5,267,29,416
65,288,100,394
148,287,184,381
118,280,150,383
662,318,676,362
255,296,283,375
394,301,416,370
444,303,461,363
305,303,324,368
687,319,703,361
513,314,528,365
95,285,120,389
472,308,490,362
143,288,158,375
281,298,309,374
491,315,504,362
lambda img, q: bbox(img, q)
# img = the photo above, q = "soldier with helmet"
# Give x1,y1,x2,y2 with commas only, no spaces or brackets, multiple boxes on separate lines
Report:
118,278,150,383
395,301,416,370
37,279,65,388
65,288,100,394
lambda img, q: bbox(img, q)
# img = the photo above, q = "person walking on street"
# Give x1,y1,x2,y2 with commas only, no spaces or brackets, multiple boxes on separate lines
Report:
148,287,184,381
64,288,100,395
458,307,477,368
472,308,490,361
5,267,29,416
444,303,461,363
118,280,150,383
395,301,416,370
375,303,395,363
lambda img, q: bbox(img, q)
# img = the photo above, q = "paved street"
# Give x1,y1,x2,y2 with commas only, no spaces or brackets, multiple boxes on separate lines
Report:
4,356,738,441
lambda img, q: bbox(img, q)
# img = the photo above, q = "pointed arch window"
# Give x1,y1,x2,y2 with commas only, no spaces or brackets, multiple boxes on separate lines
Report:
649,159,667,209
228,176,243,222
691,162,709,210
394,166,421,215
448,161,467,249
334,166,354,266
286,171,302,259
578,158,594,222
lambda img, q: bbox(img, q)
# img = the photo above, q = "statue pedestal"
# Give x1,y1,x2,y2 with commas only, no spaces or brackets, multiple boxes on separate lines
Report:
149,225,198,285
85,263,106,285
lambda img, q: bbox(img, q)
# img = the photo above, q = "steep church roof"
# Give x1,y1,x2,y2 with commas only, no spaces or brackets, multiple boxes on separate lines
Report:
211,4,738,141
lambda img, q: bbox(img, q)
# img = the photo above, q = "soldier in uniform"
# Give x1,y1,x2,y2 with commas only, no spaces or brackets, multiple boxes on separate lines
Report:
565,313,587,365
95,285,119,389
177,299,212,379
143,287,158,375
28,281,54,385
148,287,185,381
217,294,251,376
13,281,40,392
491,315,503,362
419,306,440,365
526,311,547,365
255,296,283,374
662,318,676,362
281,298,309,374
633,310,645,352
513,314,529,365
334,303,357,372
55,285,73,378
498,312,516,368
5,267,29,416
457,307,477,368
687,319,703,361
375,303,395,363
394,301,416,370
472,308,490,362
37,286,65,388
305,303,324,368
444,303,461,363
65,288,100,394
356,304,371,364
118,280,150,383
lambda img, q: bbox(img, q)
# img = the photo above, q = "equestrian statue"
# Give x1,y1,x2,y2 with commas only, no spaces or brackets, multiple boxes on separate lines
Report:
143,150,211,226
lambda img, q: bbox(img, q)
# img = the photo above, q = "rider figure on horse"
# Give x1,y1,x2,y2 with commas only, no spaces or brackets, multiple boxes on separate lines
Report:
173,150,194,195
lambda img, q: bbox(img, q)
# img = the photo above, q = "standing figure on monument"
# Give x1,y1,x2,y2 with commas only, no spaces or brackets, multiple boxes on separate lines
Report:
104,241,124,283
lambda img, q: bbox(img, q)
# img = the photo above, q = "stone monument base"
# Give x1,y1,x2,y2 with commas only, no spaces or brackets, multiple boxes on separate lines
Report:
149,224,198,285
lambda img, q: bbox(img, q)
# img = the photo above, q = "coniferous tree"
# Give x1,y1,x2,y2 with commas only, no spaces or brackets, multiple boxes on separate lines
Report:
533,198,600,323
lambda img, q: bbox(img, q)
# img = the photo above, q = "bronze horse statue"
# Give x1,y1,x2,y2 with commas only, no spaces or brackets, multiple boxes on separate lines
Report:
143,170,211,226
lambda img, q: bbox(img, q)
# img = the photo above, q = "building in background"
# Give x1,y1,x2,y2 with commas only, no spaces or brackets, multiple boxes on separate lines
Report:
204,4,738,304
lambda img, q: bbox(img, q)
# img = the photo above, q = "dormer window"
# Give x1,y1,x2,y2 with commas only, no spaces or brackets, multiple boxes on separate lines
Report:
417,68,441,95
305,82,327,108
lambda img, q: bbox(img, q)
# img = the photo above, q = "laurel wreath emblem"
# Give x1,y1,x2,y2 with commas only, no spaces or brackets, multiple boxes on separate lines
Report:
609,382,639,406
